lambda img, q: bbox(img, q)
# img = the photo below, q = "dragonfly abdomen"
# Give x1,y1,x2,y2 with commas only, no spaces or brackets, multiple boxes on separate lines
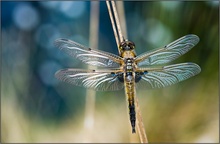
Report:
124,71,136,133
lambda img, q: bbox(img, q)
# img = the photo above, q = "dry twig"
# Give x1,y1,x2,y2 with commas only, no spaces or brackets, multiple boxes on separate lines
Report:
106,1,120,53
83,1,99,142
106,1,148,143
116,1,127,39
110,1,124,43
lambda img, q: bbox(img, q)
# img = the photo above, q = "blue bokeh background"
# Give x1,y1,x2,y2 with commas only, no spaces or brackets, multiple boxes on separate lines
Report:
1,1,219,143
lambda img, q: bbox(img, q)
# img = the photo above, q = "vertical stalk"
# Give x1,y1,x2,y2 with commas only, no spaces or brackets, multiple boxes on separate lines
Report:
83,1,99,142
110,1,124,43
116,1,127,40
106,1,120,53
135,94,148,143
106,1,148,143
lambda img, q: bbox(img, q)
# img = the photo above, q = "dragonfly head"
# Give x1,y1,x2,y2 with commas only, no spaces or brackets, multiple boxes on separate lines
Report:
119,40,135,51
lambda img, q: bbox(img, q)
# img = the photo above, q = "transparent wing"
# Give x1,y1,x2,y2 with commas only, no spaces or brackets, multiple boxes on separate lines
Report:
136,63,201,89
55,69,124,91
135,34,200,66
54,38,123,67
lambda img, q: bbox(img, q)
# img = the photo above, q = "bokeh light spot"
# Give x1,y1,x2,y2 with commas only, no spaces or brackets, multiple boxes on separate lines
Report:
160,1,182,10
206,1,219,7
40,1,60,9
35,24,61,49
13,3,39,31
59,1,86,18
143,18,172,48
38,60,62,86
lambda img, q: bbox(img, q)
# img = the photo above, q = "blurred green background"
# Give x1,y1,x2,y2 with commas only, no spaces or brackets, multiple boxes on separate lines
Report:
1,1,219,143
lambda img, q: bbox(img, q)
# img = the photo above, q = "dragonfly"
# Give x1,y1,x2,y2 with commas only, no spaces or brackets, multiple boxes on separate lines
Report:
54,34,201,133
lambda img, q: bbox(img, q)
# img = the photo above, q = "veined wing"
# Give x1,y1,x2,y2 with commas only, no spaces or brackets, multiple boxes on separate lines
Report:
54,38,123,67
136,63,201,89
55,69,124,91
135,34,200,66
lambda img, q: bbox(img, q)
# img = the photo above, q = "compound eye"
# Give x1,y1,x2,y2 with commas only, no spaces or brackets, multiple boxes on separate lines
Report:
128,44,133,49
132,43,135,48
119,41,126,50
119,43,124,50
129,43,135,50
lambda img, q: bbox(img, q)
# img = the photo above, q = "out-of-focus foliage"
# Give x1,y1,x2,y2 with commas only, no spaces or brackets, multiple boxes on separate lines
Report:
1,1,219,143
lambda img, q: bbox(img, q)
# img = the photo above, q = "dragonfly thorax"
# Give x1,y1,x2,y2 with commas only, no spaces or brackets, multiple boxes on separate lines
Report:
124,58,135,72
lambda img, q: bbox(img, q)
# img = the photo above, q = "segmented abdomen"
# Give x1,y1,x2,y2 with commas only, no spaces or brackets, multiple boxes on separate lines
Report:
124,72,136,133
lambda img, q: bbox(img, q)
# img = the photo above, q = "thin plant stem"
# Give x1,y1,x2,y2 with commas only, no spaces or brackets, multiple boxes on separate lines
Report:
106,1,120,50
116,1,127,39
83,1,99,142
111,1,124,43
134,94,148,143
106,1,148,143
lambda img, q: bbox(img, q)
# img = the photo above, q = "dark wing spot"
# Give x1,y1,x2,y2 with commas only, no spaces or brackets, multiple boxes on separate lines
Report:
144,71,148,74
59,38,68,42
135,75,142,82
164,45,167,49
88,48,91,51
135,71,146,82
117,73,124,83
111,72,115,76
